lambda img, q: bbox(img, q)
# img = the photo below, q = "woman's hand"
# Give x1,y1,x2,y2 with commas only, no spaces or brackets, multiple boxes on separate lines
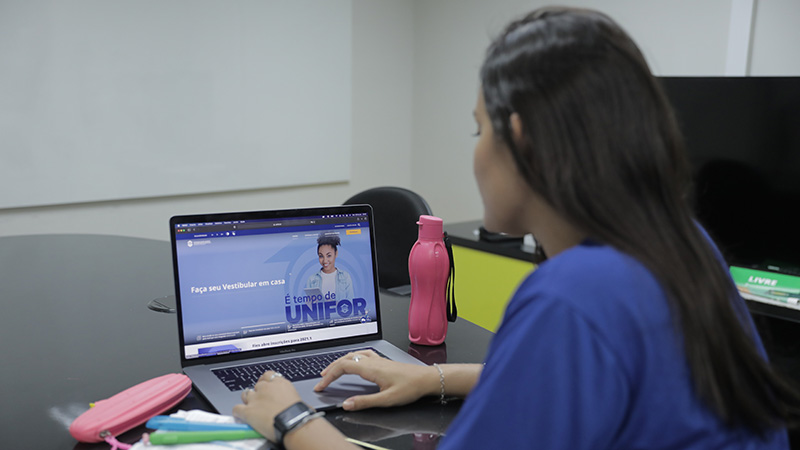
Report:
232,370,302,441
314,349,440,411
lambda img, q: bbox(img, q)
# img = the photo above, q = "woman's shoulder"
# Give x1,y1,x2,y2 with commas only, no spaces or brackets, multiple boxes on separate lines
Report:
306,271,321,284
507,240,670,337
307,270,321,279
523,241,658,296
336,269,352,280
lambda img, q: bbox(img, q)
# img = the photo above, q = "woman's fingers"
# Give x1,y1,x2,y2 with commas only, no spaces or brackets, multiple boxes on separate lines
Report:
313,350,442,413
320,349,377,376
315,356,374,391
318,349,378,381
343,391,388,411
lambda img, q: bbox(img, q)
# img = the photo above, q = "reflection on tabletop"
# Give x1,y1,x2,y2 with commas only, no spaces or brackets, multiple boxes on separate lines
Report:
329,399,462,449
330,343,455,448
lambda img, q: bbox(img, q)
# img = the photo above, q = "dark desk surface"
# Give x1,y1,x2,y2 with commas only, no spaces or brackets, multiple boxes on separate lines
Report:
0,234,493,449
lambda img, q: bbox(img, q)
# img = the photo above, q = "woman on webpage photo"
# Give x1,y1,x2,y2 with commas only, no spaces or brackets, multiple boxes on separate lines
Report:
234,7,800,449
306,234,354,302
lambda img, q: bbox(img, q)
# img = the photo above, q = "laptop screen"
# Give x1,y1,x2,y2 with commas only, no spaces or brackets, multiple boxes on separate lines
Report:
170,206,381,362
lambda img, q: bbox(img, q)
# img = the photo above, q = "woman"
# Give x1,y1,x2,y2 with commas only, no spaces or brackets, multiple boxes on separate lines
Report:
234,8,800,449
306,234,354,302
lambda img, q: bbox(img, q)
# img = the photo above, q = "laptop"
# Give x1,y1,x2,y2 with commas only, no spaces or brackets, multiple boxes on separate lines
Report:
169,205,425,415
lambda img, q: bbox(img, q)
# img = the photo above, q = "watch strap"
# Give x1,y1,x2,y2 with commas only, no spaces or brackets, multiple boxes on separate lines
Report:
273,402,323,447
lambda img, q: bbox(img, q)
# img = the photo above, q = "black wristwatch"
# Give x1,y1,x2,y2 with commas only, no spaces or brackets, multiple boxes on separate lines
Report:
273,402,320,447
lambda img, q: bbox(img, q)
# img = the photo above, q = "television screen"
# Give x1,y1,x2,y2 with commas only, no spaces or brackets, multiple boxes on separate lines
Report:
660,77,800,315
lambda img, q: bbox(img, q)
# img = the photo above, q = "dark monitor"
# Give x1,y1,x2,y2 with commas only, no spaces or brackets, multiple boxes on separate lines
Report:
660,76,800,319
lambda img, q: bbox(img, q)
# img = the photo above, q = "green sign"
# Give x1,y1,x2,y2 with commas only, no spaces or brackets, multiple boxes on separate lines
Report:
730,266,800,306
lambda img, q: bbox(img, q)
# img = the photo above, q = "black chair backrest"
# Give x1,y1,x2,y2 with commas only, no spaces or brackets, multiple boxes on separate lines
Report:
344,186,432,289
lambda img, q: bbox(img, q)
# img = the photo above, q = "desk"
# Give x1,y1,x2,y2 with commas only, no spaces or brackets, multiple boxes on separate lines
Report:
0,234,493,449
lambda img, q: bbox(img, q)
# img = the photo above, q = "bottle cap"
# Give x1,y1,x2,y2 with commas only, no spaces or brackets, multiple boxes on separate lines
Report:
417,215,444,240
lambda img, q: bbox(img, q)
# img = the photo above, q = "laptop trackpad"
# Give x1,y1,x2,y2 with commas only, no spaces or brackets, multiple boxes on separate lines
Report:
299,374,379,409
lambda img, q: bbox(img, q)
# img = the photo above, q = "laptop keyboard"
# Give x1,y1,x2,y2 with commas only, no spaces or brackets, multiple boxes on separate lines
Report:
212,347,384,391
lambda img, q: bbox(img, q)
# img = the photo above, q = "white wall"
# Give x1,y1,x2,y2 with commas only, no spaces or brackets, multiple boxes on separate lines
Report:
750,0,800,75
2,0,798,240
0,1,354,209
0,0,415,240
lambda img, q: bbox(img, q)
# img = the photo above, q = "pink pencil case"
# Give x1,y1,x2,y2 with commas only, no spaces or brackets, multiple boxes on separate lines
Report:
70,373,192,443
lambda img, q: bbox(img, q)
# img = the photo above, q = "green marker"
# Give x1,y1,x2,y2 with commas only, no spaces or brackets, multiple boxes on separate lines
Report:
147,429,262,445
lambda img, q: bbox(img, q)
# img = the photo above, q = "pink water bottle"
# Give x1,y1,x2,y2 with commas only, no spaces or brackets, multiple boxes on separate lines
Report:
408,215,450,346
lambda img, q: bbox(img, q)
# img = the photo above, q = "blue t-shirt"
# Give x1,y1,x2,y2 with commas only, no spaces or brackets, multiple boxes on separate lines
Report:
440,240,788,449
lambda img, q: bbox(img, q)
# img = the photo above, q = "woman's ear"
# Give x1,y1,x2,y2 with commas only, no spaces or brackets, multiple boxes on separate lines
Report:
510,113,525,148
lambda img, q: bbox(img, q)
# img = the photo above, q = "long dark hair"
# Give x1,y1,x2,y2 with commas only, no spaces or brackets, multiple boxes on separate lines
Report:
480,7,800,431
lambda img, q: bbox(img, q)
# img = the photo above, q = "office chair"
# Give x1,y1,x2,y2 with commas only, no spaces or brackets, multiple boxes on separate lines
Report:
344,186,433,291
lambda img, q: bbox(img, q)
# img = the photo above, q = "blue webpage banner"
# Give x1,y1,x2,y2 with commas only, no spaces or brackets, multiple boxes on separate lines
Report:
176,224,377,351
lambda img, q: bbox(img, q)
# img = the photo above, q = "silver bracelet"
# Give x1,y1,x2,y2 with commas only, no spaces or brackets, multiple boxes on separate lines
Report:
433,363,446,405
